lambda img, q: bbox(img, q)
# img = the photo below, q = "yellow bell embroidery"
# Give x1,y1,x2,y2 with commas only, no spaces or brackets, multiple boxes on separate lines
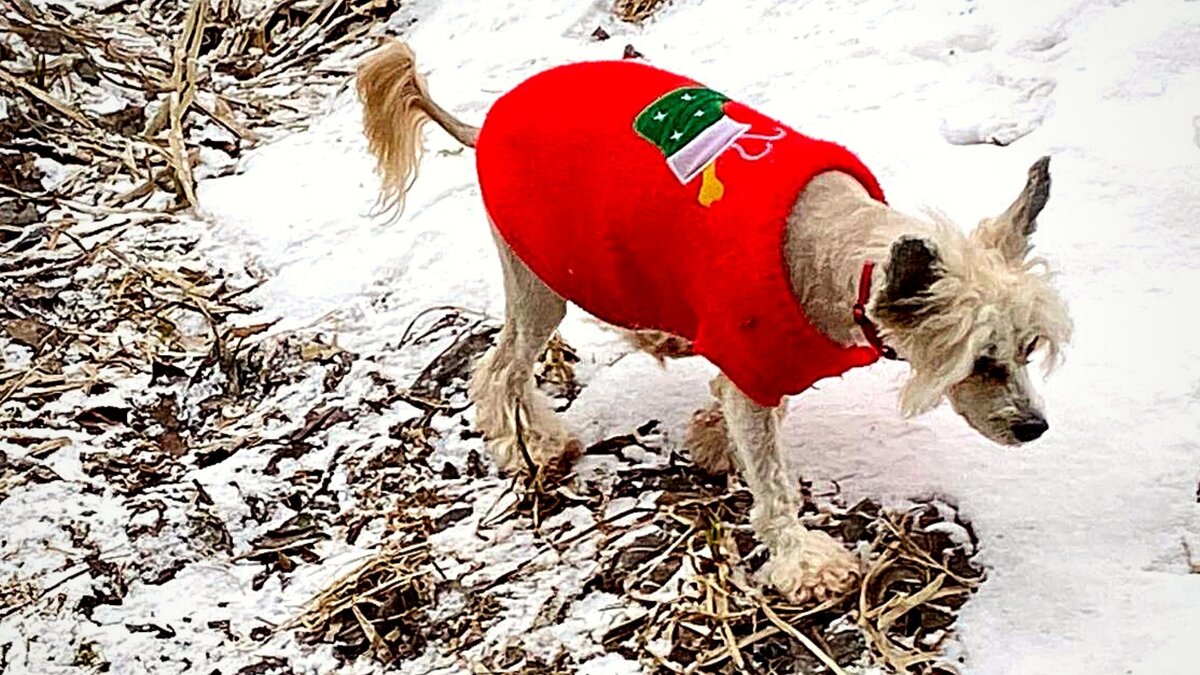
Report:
698,162,724,207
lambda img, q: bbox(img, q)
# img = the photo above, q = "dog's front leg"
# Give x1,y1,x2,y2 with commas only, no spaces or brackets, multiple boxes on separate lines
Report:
713,375,859,601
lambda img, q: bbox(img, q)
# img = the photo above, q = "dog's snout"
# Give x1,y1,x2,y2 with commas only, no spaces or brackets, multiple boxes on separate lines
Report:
1011,413,1048,442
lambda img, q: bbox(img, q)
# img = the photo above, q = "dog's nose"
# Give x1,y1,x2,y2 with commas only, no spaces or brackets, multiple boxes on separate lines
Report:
1011,413,1048,442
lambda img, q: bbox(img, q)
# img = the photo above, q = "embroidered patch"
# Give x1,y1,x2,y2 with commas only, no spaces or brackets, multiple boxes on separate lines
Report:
634,87,786,207
634,87,750,188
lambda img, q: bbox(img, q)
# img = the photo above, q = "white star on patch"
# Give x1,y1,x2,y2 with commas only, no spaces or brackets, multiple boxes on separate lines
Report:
653,111,667,121
670,130,683,140
693,109,706,117
681,93,693,101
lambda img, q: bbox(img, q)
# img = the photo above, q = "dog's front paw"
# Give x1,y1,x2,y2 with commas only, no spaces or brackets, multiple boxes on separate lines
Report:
759,531,859,603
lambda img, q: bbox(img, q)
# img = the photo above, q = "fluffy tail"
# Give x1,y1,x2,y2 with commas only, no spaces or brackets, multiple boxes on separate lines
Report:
356,40,479,217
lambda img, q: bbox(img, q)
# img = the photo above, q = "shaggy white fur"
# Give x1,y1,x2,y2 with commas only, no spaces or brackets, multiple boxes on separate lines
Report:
467,229,581,471
786,167,1072,427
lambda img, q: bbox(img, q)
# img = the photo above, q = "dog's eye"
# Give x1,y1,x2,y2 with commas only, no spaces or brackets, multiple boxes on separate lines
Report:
973,356,1008,380
1023,337,1040,359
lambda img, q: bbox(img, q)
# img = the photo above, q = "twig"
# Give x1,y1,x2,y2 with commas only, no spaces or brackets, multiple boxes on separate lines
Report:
759,601,850,675
396,305,489,350
554,506,656,549
0,549,130,620
1183,539,1200,574
0,68,96,129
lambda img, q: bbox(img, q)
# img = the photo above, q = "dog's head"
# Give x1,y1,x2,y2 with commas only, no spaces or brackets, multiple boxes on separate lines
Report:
869,157,1072,445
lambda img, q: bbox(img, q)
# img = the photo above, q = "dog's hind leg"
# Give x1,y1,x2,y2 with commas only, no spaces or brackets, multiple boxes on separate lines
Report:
469,228,580,473
712,375,858,601
686,376,792,475
684,376,743,475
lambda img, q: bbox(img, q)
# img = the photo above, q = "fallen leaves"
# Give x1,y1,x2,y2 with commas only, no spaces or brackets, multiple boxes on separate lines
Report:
81,444,184,495
74,405,130,433
288,406,352,445
2,317,57,349
243,512,330,592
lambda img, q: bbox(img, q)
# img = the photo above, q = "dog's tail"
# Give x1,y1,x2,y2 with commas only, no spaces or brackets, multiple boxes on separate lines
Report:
356,40,479,216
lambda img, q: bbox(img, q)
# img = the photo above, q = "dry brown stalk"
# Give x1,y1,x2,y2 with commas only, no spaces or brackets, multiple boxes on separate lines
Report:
615,0,669,23
0,69,96,129
164,0,208,209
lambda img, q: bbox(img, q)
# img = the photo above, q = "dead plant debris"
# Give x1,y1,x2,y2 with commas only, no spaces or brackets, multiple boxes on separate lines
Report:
291,307,986,673
615,0,670,24
292,540,437,664
596,460,984,674
0,1,429,666
1,1,991,672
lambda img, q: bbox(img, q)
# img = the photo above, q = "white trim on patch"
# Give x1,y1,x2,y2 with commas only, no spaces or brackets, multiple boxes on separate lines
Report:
666,116,751,184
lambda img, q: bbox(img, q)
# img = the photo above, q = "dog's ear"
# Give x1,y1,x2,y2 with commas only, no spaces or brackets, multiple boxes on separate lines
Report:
973,156,1051,262
876,236,942,322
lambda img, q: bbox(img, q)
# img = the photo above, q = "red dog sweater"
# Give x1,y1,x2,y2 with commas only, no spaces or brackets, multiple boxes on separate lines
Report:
475,60,887,407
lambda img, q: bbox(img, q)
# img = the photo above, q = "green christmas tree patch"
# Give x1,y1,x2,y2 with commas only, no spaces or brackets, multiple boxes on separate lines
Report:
634,87,731,159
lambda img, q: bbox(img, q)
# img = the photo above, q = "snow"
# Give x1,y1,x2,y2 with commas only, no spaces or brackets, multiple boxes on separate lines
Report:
4,0,1198,672
193,0,1200,671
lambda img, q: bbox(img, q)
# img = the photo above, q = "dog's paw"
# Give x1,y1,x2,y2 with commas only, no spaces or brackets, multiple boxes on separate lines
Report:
759,531,859,603
489,428,582,475
623,328,695,363
685,404,737,475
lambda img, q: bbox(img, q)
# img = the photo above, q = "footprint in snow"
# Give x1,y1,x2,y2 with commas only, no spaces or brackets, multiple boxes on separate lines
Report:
939,75,1056,147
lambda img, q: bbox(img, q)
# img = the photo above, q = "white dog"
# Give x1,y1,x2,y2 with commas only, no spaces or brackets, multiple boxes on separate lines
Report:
356,41,1072,601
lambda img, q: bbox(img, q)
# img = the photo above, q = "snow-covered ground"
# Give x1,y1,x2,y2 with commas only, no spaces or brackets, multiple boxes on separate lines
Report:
198,0,1200,671
4,0,1199,673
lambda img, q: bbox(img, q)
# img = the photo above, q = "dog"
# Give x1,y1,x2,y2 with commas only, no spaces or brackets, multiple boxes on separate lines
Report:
355,41,1072,602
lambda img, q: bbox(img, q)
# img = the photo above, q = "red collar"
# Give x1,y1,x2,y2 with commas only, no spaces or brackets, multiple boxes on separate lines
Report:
853,260,899,361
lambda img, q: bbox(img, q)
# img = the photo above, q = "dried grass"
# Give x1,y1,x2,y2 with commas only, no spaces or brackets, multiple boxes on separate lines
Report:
0,0,409,493
599,464,984,674
291,541,435,663
615,0,670,24
536,332,581,403
0,0,399,216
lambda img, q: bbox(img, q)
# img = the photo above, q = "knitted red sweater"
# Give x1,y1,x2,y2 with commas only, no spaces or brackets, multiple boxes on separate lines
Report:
475,60,886,407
